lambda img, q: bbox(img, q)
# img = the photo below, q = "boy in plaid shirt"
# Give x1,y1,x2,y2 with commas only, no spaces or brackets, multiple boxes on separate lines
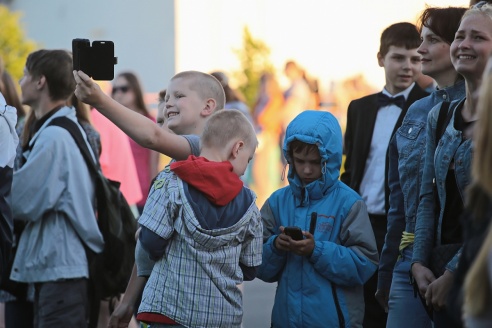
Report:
137,109,262,328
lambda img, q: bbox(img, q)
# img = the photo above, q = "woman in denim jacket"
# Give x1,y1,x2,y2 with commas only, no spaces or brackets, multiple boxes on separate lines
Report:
375,7,466,328
412,4,492,328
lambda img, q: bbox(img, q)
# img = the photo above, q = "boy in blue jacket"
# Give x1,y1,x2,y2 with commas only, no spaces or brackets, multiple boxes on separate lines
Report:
257,110,378,327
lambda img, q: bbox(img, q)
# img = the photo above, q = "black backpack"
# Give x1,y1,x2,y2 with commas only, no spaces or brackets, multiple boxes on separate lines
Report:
48,117,137,327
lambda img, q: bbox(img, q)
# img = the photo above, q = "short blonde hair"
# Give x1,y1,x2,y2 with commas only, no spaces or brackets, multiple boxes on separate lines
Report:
463,2,492,21
201,109,257,150
171,71,226,110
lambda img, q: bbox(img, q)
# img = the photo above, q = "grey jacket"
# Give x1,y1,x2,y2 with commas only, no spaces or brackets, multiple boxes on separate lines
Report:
11,106,104,283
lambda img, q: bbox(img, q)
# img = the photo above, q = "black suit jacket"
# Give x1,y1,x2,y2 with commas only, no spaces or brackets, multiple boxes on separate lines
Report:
340,84,428,213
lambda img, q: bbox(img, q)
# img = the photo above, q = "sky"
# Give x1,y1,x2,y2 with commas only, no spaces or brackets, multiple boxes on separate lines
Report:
175,0,471,93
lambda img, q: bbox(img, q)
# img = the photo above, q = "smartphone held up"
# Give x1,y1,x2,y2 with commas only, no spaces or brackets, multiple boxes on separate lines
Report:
72,38,117,80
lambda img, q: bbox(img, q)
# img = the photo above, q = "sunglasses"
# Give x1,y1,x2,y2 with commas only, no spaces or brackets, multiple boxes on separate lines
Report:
112,85,130,95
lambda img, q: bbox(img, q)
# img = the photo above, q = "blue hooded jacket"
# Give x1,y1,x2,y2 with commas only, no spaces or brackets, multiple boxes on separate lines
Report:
257,110,378,328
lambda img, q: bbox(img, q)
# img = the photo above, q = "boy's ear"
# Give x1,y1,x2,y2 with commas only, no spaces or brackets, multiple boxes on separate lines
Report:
377,52,385,68
201,98,217,117
37,75,47,90
230,140,244,159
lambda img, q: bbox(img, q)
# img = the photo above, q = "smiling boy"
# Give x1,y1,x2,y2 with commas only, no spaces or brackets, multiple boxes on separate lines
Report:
73,69,226,327
341,22,428,327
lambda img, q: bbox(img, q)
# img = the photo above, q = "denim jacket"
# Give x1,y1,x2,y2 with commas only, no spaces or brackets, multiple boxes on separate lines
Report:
412,96,472,273
378,81,465,290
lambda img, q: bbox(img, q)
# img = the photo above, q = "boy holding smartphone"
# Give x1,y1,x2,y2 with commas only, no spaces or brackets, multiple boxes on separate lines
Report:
73,69,229,327
257,110,378,327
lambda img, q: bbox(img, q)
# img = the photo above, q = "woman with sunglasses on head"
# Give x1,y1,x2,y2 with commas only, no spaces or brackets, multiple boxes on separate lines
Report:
411,3,492,327
376,6,467,328
111,72,159,215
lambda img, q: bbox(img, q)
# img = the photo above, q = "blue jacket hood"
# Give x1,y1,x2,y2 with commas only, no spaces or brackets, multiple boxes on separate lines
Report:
283,110,343,202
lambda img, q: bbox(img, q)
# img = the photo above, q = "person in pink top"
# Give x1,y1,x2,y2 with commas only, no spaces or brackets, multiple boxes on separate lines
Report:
111,72,159,213
90,108,142,209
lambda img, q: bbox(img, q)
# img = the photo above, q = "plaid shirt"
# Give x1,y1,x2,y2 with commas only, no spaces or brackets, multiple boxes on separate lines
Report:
138,167,263,327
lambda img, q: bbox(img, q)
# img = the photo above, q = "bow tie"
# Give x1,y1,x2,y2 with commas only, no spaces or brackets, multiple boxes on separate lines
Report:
377,93,405,109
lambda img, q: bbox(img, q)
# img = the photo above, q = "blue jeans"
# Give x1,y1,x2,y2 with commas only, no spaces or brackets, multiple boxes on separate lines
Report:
386,247,432,328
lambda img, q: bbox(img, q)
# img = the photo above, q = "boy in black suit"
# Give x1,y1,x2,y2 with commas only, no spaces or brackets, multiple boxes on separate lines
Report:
341,22,428,328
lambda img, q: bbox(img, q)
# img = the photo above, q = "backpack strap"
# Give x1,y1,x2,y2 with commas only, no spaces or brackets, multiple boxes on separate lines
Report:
48,117,100,175
47,117,103,328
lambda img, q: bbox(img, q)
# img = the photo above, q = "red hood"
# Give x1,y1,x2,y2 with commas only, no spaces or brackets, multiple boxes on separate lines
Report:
170,155,243,206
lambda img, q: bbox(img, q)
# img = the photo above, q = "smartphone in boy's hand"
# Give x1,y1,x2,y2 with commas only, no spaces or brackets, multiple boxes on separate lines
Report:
283,226,304,241
72,38,117,80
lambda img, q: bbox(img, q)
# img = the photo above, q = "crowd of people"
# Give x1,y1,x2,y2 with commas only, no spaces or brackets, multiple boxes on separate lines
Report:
1,1,492,328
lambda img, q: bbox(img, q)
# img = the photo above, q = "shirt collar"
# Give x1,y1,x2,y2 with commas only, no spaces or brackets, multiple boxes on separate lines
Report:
382,82,415,101
0,92,6,107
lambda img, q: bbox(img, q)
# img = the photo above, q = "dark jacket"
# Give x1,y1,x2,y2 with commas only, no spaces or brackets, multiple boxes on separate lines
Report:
341,84,428,211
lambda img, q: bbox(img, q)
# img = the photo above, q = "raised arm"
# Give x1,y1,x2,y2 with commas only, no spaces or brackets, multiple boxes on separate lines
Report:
73,70,192,160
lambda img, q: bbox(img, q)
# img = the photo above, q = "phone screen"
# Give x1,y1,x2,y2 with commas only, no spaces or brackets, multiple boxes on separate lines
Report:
284,226,304,241
91,41,115,80
72,39,116,80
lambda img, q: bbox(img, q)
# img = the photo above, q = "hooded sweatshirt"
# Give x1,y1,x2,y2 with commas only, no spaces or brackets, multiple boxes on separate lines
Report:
138,156,263,328
257,110,378,328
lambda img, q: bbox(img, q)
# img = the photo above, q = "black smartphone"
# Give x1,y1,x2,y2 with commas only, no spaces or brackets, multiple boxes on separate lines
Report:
72,38,117,80
283,226,304,241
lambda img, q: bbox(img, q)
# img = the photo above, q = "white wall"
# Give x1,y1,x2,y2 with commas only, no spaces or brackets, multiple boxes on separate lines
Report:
10,0,176,94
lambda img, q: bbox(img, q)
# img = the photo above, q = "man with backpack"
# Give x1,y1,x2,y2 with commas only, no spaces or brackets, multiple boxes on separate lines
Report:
10,49,104,327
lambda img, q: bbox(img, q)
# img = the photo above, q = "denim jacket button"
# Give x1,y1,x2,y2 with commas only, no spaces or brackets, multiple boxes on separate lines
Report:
443,94,447,100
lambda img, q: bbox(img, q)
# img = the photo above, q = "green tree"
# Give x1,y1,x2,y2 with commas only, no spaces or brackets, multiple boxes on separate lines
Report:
0,5,37,82
232,26,274,111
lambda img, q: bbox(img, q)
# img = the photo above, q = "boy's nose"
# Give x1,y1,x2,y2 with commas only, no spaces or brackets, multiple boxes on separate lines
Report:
402,59,411,69
303,166,312,175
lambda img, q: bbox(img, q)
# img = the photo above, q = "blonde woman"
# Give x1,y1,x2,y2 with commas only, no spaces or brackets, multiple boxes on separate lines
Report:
411,3,492,327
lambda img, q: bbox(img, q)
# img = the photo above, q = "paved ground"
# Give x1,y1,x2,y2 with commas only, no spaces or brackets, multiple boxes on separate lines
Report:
241,278,276,328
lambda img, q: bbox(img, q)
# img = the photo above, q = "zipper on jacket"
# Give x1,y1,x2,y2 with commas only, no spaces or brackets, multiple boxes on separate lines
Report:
332,284,345,327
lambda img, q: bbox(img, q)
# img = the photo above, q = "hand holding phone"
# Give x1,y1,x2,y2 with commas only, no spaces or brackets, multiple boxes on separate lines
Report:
283,226,304,241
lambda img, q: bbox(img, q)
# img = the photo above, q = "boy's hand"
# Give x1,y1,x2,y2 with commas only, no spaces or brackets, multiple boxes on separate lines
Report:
274,226,293,251
275,227,315,256
108,299,134,328
289,231,315,257
411,263,436,298
73,70,106,108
